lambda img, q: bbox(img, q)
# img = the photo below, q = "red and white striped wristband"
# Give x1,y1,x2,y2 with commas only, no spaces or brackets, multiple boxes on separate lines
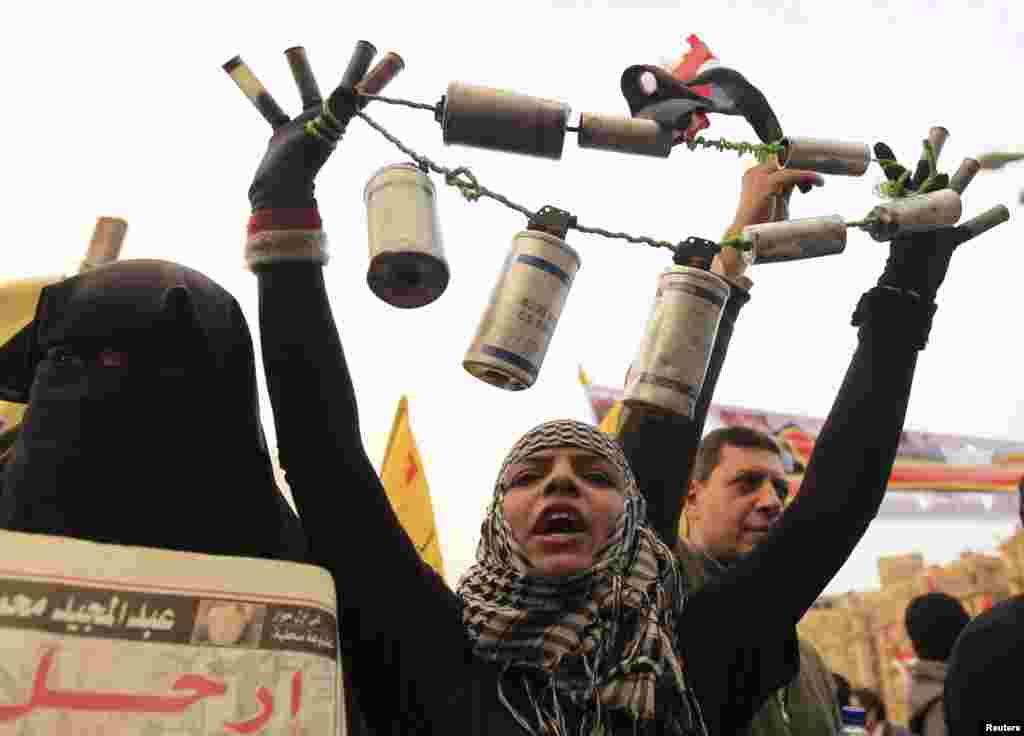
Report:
245,208,328,270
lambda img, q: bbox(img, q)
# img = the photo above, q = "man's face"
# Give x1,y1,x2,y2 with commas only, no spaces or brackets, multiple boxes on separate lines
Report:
687,444,787,562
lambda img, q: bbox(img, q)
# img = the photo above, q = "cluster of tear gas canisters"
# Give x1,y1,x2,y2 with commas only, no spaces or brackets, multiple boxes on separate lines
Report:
223,42,1009,424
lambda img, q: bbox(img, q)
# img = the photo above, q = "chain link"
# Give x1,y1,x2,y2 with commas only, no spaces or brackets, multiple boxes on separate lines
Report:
570,223,677,252
354,107,708,255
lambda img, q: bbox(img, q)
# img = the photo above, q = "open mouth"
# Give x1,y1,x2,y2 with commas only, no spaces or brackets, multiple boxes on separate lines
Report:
533,507,587,536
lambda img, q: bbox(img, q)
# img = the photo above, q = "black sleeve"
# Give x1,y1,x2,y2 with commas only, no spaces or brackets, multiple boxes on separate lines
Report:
617,282,750,548
681,309,921,734
255,262,479,732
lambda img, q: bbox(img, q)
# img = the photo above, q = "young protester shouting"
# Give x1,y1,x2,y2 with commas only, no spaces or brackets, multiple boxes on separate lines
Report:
236,44,1007,736
0,42,1006,736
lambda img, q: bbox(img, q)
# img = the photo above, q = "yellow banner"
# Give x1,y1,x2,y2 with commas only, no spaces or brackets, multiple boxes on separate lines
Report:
379,396,445,578
0,276,61,435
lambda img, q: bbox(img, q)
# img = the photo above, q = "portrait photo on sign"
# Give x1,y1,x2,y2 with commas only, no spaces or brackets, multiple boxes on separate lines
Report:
189,600,266,648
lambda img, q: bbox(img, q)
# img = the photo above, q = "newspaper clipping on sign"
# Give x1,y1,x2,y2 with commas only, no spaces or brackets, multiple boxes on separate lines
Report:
0,530,342,735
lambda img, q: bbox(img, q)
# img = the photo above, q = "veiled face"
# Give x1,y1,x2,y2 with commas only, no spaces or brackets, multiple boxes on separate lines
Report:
501,447,626,578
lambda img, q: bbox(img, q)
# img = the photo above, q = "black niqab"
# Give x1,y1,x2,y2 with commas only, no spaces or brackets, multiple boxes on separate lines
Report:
0,259,307,562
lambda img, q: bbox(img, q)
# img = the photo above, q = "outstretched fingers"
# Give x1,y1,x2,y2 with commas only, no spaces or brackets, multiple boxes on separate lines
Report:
284,47,323,109
325,40,378,118
874,142,908,183
223,56,292,130
953,205,1011,247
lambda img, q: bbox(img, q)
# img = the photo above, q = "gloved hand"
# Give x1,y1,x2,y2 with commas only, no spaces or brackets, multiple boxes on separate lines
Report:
875,204,1009,305
870,137,1009,304
248,45,376,212
233,43,377,269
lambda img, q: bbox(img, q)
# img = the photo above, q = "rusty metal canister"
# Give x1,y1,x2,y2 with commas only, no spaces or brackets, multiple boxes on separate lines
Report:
740,215,847,264
463,230,581,390
577,113,673,157
440,82,571,159
363,163,449,309
865,189,963,242
624,266,730,418
79,217,128,272
779,136,871,176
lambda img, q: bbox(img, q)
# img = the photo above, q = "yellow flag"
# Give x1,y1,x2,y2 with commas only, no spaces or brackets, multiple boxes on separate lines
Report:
379,396,445,577
0,276,62,435
599,401,624,435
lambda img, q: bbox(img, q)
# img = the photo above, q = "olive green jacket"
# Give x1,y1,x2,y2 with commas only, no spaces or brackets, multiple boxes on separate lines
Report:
676,539,842,736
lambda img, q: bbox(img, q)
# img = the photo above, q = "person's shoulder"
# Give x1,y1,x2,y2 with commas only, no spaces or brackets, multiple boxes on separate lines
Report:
953,594,1024,654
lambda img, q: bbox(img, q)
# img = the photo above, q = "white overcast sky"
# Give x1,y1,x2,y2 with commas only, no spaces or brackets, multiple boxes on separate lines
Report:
6,0,1023,592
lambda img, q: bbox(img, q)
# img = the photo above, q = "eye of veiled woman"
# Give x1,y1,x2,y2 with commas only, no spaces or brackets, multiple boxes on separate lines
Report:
506,472,539,489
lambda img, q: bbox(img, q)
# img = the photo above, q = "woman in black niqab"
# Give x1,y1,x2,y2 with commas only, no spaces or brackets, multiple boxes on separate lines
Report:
0,259,307,562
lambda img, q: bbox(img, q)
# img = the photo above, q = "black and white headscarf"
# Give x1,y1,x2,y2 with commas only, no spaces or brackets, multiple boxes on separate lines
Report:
457,419,706,735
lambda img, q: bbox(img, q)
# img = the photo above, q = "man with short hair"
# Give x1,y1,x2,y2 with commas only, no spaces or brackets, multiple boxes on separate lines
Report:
904,592,969,736
678,425,841,736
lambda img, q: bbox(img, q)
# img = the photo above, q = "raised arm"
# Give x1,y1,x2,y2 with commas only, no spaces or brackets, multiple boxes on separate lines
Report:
617,162,822,548
695,185,1010,631
235,44,473,732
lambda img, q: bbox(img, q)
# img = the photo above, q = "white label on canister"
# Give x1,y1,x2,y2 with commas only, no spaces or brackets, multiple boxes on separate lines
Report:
625,271,727,416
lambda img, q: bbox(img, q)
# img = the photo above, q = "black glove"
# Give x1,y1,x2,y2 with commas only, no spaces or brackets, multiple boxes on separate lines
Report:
853,137,1010,346
870,137,1009,303
244,43,377,212
684,66,784,145
875,206,1009,305
874,141,949,197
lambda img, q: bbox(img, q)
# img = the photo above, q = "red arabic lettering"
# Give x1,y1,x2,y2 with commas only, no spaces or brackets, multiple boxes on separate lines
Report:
224,686,273,734
0,648,227,722
291,671,302,718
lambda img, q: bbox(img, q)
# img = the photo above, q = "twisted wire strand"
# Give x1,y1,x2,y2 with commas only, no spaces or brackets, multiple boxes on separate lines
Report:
355,108,691,254
356,92,439,113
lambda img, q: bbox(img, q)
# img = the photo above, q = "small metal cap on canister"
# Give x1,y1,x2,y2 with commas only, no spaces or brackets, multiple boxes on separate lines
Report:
222,56,291,128
949,158,981,195
913,126,950,184
865,189,963,242
778,137,871,177
80,217,128,273
463,230,581,390
363,163,449,309
740,215,848,264
958,204,1011,242
284,46,323,108
356,52,405,98
441,82,571,160
577,113,673,158
623,266,730,419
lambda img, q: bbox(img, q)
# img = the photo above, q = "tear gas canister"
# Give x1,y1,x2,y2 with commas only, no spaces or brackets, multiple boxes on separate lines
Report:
463,230,580,389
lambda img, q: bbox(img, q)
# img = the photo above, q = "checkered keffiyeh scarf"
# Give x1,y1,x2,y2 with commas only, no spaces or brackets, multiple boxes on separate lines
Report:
456,420,706,736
